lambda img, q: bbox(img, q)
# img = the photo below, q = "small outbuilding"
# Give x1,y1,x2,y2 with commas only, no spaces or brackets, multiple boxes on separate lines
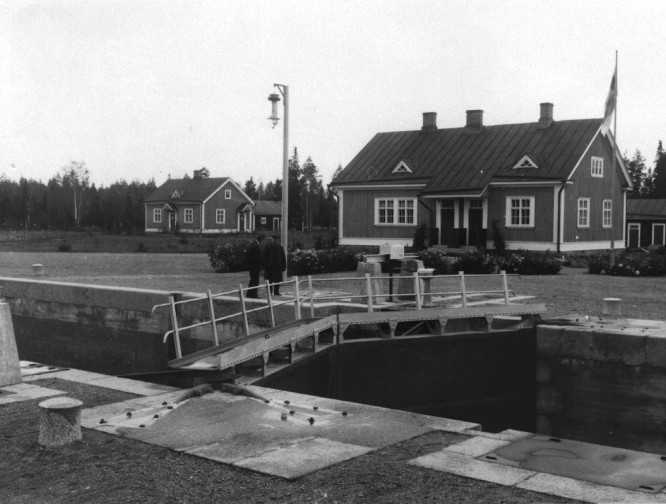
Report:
626,198,666,247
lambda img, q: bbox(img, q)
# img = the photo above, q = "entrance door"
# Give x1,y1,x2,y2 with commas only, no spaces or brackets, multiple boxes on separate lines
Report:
239,213,246,233
627,223,640,248
652,223,665,246
168,211,176,232
440,201,456,246
468,200,484,247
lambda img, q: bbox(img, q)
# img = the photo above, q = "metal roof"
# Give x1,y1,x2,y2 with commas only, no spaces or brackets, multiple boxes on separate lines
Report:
145,177,229,203
253,200,282,215
334,119,604,193
627,198,666,219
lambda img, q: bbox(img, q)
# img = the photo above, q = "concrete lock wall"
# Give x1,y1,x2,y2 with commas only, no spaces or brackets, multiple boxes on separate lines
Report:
537,323,666,453
0,277,175,375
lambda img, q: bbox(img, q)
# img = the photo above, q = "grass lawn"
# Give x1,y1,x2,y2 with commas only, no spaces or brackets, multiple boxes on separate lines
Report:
0,251,664,319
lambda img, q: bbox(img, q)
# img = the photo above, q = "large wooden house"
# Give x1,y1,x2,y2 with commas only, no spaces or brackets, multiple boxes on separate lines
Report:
144,168,255,234
332,104,632,252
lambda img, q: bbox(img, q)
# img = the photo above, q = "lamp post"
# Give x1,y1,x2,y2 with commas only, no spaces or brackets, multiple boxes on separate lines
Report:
267,84,289,255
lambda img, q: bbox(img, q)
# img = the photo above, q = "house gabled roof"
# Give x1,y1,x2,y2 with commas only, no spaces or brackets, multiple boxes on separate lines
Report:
254,200,282,215
627,198,666,219
333,118,606,194
145,177,230,203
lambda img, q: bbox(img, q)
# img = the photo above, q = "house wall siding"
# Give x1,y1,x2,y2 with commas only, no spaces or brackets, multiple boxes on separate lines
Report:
487,186,554,242
627,217,666,246
175,203,202,231
145,203,167,231
203,183,247,231
342,189,427,239
564,134,625,243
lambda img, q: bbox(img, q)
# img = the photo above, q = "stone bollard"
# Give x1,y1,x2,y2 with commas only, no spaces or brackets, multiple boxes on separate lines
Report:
38,396,83,447
602,297,622,317
32,264,45,276
0,302,21,387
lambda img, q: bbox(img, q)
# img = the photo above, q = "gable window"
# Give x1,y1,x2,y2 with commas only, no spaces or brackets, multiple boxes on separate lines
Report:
215,208,225,224
153,208,162,223
602,199,612,228
374,198,417,225
505,196,534,227
513,155,538,169
224,189,232,199
184,208,194,224
577,198,590,228
392,161,413,174
591,157,604,177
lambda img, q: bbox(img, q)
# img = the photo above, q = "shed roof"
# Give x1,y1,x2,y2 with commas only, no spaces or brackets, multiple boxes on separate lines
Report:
333,118,605,194
627,198,666,219
145,177,229,202
254,200,282,215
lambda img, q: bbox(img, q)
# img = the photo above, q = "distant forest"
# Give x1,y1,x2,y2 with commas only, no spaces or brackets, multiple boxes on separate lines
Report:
0,149,340,234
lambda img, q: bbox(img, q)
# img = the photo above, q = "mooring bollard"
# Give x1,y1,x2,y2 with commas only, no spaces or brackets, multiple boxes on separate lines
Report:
32,263,45,276
602,297,622,317
38,396,84,447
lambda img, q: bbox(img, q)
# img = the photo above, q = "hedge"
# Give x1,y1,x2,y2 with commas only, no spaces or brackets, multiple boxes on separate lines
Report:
418,248,562,275
588,247,666,276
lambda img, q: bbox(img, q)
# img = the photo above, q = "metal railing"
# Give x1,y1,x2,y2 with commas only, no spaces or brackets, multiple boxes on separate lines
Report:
152,270,516,360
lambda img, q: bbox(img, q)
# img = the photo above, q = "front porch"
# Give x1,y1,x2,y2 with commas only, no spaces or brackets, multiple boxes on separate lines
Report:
434,197,487,248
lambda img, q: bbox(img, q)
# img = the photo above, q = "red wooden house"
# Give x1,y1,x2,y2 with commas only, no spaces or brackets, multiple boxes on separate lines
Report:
626,198,666,248
332,104,632,252
144,168,255,234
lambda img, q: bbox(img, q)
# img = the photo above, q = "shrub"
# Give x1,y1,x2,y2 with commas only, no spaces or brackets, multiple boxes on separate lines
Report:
136,242,147,252
57,242,72,252
455,251,495,274
587,248,666,276
498,250,562,275
209,238,253,273
412,225,427,251
288,247,359,276
418,246,457,274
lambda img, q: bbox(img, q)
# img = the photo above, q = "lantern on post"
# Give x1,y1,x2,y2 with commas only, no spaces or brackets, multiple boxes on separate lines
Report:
267,93,281,128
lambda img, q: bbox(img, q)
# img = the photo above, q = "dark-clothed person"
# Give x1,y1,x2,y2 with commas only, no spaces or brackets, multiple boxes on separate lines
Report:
263,236,286,295
246,236,263,298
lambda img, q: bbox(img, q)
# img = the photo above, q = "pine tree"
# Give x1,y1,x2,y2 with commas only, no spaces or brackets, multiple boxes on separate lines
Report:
653,141,666,197
243,177,258,199
625,150,647,195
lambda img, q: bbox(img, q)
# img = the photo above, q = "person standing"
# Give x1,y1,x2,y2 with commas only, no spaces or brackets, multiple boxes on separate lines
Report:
246,235,263,298
263,235,287,295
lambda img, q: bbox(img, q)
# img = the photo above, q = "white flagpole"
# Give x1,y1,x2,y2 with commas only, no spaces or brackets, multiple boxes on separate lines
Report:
610,50,618,264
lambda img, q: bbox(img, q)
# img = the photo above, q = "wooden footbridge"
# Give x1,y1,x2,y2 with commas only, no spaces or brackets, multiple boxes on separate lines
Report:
152,272,546,385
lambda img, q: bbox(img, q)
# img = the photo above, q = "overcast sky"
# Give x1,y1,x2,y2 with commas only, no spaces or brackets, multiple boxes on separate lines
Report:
2,0,665,187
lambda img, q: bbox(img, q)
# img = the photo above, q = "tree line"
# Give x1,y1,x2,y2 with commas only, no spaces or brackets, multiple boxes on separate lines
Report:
0,151,341,233
625,141,666,197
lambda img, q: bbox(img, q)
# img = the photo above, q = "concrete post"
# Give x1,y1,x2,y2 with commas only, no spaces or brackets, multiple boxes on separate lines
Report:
0,302,21,387
38,396,83,447
602,297,622,317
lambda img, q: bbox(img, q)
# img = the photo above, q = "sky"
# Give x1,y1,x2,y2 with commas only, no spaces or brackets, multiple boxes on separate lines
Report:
2,0,665,187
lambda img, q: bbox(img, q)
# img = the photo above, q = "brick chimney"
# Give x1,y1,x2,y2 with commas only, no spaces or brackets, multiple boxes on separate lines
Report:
422,112,437,131
466,109,483,129
538,102,553,128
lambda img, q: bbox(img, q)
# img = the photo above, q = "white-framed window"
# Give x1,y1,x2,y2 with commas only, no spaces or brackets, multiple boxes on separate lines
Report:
652,223,666,246
602,199,612,228
374,198,417,225
215,208,225,224
153,208,162,223
184,208,194,224
224,189,232,199
505,196,534,227
591,156,604,177
260,216,267,225
577,198,590,228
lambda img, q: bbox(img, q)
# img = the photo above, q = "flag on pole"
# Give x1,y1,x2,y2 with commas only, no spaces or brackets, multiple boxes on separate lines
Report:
601,64,617,133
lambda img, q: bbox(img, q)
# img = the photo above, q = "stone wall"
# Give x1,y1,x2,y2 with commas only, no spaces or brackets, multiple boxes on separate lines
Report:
537,318,666,453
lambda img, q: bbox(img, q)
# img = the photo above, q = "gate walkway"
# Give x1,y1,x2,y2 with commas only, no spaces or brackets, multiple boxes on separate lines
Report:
152,272,545,385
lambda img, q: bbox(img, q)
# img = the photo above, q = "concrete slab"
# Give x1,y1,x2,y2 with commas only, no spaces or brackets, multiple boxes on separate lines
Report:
444,436,510,457
88,376,177,396
409,450,535,486
465,429,533,442
19,360,64,377
487,434,666,492
518,473,666,503
0,383,64,404
233,437,372,479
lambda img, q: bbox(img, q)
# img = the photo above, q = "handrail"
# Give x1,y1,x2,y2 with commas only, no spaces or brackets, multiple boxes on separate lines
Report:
156,270,516,360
